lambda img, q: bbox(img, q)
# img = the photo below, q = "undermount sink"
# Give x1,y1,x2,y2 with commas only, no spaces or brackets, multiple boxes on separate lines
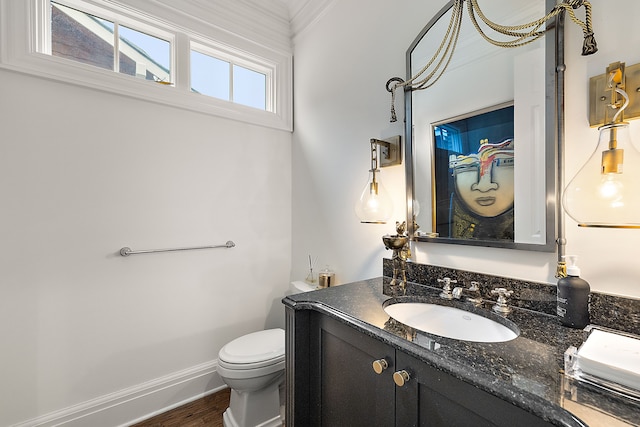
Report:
383,302,519,343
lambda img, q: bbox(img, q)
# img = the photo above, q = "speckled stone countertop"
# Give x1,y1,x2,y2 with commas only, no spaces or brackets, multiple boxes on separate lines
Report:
283,278,640,427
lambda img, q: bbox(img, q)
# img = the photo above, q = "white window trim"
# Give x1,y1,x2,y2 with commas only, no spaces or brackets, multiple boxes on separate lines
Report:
0,0,293,131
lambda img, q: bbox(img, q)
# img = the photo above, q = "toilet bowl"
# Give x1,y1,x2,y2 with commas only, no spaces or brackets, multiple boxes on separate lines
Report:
218,328,285,427
218,282,316,427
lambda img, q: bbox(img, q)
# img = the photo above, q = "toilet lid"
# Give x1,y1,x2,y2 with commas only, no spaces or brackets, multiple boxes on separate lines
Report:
219,328,285,365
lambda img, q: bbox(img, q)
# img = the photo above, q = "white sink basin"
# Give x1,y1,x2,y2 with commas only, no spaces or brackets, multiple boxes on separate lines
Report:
384,302,518,343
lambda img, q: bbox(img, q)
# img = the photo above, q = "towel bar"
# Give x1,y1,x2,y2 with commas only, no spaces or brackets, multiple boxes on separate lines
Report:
119,241,235,257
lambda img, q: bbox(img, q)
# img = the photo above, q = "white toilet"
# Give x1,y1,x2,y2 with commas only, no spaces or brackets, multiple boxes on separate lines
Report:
217,281,316,427
218,328,285,427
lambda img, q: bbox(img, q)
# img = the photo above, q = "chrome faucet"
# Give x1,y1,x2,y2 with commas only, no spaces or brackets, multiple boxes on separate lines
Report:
437,277,457,300
452,281,483,305
491,287,513,314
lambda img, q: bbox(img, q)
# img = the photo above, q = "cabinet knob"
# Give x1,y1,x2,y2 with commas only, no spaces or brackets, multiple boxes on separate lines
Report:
393,370,410,387
372,358,389,374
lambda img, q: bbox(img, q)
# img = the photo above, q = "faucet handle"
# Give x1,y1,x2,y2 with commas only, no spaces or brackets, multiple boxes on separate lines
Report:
491,287,513,314
437,277,457,289
438,277,457,300
491,287,513,298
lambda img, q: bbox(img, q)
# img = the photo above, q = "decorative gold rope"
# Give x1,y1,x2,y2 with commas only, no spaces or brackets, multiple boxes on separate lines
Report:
388,0,464,122
388,0,597,122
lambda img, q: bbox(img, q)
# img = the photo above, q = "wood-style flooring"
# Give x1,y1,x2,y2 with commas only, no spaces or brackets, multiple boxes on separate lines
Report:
131,388,230,427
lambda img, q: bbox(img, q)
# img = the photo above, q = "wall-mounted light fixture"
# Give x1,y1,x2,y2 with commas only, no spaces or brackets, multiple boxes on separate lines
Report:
563,62,640,228
355,136,402,224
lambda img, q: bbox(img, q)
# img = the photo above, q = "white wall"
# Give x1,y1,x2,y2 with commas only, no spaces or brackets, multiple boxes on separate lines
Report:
3,0,640,425
291,0,640,298
0,7,291,426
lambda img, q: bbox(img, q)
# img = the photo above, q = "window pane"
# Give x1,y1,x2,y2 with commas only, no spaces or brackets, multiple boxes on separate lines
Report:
118,25,171,83
190,50,230,100
233,65,266,110
51,1,115,71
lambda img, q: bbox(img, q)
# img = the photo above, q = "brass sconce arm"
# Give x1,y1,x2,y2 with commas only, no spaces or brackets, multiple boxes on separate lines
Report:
589,62,640,127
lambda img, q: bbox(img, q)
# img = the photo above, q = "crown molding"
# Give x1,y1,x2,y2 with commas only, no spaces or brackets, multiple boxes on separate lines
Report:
106,0,338,53
288,0,336,42
140,0,293,54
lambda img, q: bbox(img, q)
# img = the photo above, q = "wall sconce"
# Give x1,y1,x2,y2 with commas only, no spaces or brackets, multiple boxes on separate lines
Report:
355,136,402,224
563,62,640,228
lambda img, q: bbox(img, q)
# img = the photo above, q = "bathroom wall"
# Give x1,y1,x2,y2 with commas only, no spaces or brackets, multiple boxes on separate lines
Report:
2,0,639,425
0,1,292,425
291,0,640,298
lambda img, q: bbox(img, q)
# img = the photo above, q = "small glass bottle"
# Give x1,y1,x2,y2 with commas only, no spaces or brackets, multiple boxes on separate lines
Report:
304,269,316,285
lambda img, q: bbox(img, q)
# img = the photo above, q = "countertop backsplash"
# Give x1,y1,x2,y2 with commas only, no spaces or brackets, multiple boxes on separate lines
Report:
383,258,640,336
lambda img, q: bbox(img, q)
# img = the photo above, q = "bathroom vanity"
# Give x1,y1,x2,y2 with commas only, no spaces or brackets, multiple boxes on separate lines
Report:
283,276,640,426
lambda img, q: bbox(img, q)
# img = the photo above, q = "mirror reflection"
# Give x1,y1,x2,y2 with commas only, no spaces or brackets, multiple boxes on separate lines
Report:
404,0,558,251
437,104,515,240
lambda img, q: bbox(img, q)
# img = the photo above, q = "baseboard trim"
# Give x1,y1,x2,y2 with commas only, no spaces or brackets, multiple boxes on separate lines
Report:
12,359,226,427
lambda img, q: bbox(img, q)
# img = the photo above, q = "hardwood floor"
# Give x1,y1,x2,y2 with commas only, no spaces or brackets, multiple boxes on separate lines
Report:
131,388,230,427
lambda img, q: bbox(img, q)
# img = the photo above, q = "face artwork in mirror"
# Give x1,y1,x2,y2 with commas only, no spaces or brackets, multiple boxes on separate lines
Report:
404,0,560,251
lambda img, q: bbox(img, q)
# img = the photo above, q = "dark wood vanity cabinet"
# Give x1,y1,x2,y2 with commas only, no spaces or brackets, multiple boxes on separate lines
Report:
309,312,395,426
395,351,554,426
287,309,554,427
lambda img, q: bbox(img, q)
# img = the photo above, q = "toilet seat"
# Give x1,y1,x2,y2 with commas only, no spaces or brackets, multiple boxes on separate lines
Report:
218,354,284,371
219,328,285,369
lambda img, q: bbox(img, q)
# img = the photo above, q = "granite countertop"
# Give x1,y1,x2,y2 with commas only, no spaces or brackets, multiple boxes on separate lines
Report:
283,278,640,427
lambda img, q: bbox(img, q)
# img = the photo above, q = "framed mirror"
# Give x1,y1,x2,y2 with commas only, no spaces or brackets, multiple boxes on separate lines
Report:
405,0,561,251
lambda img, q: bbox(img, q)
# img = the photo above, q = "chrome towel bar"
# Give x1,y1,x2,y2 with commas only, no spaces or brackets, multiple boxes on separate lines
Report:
119,241,235,257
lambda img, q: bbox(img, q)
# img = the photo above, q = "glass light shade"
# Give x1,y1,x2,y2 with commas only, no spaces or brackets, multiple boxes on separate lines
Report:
355,171,393,224
563,122,640,228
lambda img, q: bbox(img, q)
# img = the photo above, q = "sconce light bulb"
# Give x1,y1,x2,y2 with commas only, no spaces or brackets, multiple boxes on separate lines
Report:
597,175,623,203
366,196,381,210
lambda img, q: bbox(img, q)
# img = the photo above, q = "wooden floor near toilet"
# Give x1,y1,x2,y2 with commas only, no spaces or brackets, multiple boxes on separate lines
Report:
131,388,230,427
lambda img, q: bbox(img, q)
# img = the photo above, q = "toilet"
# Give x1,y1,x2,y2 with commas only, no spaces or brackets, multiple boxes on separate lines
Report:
217,281,315,427
218,328,285,427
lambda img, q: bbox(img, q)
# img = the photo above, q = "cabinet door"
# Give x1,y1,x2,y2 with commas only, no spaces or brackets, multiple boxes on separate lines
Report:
311,314,395,427
395,351,554,427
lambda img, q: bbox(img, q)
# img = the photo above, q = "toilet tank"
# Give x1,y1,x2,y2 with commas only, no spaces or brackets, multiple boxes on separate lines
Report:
290,281,316,294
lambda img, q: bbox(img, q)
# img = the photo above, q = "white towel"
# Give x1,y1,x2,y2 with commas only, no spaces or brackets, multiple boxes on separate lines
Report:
577,329,640,392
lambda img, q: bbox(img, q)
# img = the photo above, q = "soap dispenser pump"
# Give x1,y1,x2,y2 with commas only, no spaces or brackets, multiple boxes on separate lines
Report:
557,255,590,329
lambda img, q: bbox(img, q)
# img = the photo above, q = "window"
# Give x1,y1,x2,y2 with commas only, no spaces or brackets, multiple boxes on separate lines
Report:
233,65,267,110
51,1,172,83
190,43,269,111
117,25,170,82
0,0,292,130
191,50,230,100
434,124,463,154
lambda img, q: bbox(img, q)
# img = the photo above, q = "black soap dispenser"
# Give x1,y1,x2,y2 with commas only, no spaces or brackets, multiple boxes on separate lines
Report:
557,255,590,329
